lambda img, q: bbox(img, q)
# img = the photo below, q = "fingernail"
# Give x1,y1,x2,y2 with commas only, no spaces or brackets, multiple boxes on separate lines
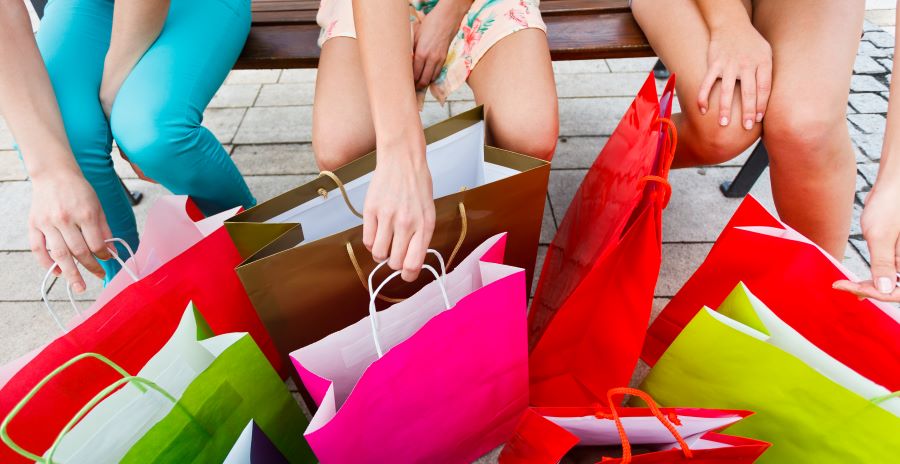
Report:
756,112,763,122
719,116,729,126
744,119,753,130
878,277,894,294
700,107,707,115
73,283,85,294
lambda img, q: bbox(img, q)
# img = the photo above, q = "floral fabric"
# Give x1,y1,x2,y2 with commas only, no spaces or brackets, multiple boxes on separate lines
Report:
316,0,546,103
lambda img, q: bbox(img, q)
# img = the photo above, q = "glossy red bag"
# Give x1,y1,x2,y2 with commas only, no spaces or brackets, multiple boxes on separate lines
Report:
499,389,769,463
528,72,676,406
0,197,281,464
642,195,900,392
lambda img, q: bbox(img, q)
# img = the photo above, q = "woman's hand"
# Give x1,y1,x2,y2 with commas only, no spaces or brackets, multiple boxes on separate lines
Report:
363,133,436,282
698,23,773,130
412,0,469,90
29,169,113,293
833,184,900,302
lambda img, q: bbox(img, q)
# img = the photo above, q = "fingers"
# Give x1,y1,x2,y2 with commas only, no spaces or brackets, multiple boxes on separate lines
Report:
697,66,719,116
413,51,428,91
415,55,435,90
833,280,900,303
363,209,377,252
370,212,393,262
755,61,772,123
58,224,105,281
43,228,86,294
388,220,415,281
739,70,757,130
866,231,899,295
29,227,54,274
401,231,427,282
80,211,113,263
718,71,737,127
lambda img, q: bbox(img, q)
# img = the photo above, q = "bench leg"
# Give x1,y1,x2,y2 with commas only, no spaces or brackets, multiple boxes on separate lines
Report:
118,176,144,207
719,141,770,198
653,59,670,80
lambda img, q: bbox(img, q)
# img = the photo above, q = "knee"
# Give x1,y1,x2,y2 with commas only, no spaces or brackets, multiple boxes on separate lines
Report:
111,108,195,174
683,113,759,166
312,126,373,172
489,113,559,161
762,107,850,169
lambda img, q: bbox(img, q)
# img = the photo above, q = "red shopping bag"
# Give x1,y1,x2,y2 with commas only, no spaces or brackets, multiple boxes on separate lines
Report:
642,195,900,391
528,72,676,406
0,196,281,464
499,389,769,464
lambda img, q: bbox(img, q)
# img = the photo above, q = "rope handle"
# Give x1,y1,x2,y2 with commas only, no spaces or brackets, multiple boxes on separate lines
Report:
317,170,364,218
596,387,694,464
347,202,468,303
873,390,900,404
638,118,678,209
40,238,138,331
0,353,175,462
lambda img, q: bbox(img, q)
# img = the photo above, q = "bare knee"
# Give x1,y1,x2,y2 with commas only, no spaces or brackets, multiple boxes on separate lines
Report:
312,125,374,172
681,112,760,166
762,107,851,170
487,112,559,161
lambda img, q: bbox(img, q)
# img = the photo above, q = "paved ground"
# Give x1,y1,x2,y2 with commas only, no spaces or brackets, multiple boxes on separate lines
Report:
0,5,895,461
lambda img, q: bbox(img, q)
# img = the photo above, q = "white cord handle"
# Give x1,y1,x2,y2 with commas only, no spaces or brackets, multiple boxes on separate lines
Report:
366,248,447,299
39,238,139,331
367,262,452,358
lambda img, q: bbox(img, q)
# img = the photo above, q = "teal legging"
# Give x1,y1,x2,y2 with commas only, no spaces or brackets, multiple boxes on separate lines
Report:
34,0,256,281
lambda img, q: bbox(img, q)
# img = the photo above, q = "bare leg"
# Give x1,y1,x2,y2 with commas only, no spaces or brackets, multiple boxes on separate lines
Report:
312,37,376,171
466,29,559,161
754,0,863,257
631,0,760,167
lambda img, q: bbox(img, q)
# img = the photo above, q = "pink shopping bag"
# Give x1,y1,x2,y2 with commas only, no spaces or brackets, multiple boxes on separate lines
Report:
290,233,529,463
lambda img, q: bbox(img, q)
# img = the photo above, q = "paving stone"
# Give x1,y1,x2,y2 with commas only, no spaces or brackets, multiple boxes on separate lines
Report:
630,359,651,389
226,69,281,84
245,174,317,203
655,243,713,298
851,202,864,237
850,237,871,264
0,302,77,365
0,181,31,251
858,162,880,185
255,83,316,107
280,69,318,83
554,72,657,98
547,169,588,220
853,132,885,160
857,189,870,205
849,92,889,114
843,245,872,279
847,103,858,114
663,167,775,243
204,107,246,144
859,40,893,58
234,106,314,144
540,197,556,245
866,9,896,27
882,25,896,36
851,74,890,92
553,59,610,73
0,150,26,181
606,57,659,73
552,136,606,169
558,97,634,137
864,30,896,49
855,54,888,74
0,117,14,150
848,113,886,134
0,252,52,301
208,84,260,108
421,102,452,128
448,100,476,117
232,143,319,175
878,58,893,70
473,447,501,464
532,245,547,298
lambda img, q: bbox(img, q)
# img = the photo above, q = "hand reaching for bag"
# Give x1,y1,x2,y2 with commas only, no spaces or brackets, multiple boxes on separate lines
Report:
833,184,900,302
363,133,436,282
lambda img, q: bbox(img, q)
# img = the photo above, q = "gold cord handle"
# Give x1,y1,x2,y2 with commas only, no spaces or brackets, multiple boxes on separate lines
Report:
318,170,364,218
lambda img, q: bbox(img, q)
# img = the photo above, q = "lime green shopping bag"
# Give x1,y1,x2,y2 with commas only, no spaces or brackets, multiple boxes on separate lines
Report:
639,283,900,463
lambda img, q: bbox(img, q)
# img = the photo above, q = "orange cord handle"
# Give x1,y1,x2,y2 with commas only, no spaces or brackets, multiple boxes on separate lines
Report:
639,117,678,209
597,387,694,464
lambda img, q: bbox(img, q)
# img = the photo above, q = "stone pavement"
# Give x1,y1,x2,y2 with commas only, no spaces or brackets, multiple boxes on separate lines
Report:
0,6,895,461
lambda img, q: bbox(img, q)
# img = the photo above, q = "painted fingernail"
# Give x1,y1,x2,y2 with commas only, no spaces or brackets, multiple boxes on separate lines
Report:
719,116,729,126
744,119,753,130
878,277,893,294
73,283,85,294
756,112,763,122
700,107,707,115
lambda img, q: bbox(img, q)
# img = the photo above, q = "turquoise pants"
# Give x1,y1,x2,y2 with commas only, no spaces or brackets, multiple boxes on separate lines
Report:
34,0,256,281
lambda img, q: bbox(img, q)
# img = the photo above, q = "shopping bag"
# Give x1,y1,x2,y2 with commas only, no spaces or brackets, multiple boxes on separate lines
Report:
639,283,900,463
499,389,768,463
1,304,314,464
527,72,677,406
223,421,289,464
226,107,549,369
0,196,282,464
641,195,900,392
290,233,528,463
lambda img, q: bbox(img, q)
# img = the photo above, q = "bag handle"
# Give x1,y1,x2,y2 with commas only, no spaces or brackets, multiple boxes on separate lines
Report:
39,238,139,331
597,387,693,464
0,353,176,463
873,390,900,404
368,255,451,357
317,170,364,218
639,118,678,209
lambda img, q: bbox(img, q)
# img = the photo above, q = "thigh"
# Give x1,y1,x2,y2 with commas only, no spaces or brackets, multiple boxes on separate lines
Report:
312,37,377,170
466,29,558,160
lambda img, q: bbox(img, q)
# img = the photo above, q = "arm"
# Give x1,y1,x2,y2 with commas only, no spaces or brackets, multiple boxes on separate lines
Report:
0,1,110,291
99,0,170,116
833,7,900,301
352,0,435,282
695,0,772,130
412,0,471,89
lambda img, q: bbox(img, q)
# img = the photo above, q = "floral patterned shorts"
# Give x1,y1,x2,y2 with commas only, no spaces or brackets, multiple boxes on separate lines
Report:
317,0,546,104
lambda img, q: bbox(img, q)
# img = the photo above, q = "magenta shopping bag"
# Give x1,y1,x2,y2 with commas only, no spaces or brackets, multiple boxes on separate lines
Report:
290,233,529,463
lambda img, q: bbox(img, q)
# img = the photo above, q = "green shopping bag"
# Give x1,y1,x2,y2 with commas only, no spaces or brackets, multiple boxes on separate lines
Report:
638,283,900,463
1,304,315,464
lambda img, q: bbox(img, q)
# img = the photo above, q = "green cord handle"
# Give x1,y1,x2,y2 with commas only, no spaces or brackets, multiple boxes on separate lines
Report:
0,352,176,463
873,390,900,404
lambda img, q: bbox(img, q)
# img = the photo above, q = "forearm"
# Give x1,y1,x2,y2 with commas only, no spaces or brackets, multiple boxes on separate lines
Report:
101,1,169,102
695,0,752,32
352,0,424,156
0,2,80,180
875,8,900,191
431,0,472,20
